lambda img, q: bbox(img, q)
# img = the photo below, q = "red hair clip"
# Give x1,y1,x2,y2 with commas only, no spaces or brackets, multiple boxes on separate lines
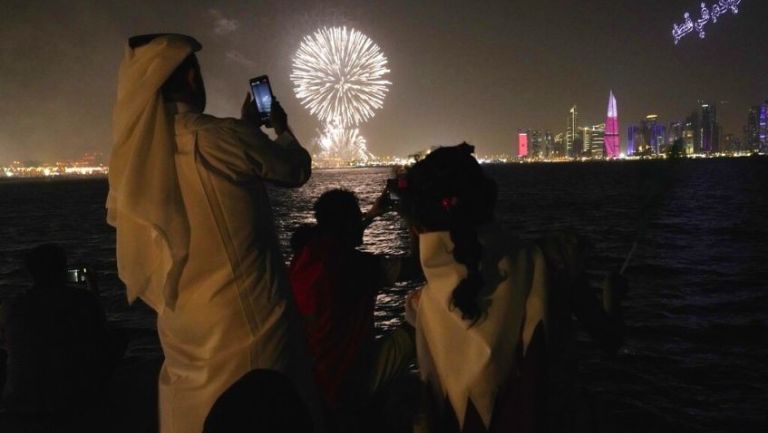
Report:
441,196,459,211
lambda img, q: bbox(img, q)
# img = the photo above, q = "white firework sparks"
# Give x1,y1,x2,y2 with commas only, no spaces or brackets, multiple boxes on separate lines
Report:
292,26,391,127
316,118,373,162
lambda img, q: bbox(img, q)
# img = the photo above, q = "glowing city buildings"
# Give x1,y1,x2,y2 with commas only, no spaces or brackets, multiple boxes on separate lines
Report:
583,124,606,158
518,131,528,158
605,91,620,157
627,126,639,156
746,102,768,153
566,106,578,158
700,103,719,153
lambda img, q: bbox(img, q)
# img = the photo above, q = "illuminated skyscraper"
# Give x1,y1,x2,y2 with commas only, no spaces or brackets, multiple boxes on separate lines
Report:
583,124,605,158
642,115,665,154
566,106,578,158
604,91,620,157
627,125,640,156
543,131,555,158
651,124,667,153
684,111,700,154
701,103,719,153
518,131,528,158
759,105,768,153
527,130,544,159
554,132,566,157
668,121,684,146
746,102,768,153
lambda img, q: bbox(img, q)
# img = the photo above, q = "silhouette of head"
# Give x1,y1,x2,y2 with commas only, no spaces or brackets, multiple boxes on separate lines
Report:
314,189,364,247
161,54,206,111
128,34,206,111
398,143,497,324
399,143,496,231
203,369,313,433
24,243,68,290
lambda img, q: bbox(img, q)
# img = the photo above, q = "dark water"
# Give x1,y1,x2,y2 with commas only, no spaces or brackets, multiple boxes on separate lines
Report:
1,158,766,432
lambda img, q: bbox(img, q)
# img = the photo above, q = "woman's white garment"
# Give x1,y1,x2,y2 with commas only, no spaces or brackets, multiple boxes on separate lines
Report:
108,36,316,433
413,226,549,429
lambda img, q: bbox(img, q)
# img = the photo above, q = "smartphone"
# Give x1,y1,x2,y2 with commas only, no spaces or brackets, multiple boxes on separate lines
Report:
249,75,274,125
386,178,401,204
66,267,88,284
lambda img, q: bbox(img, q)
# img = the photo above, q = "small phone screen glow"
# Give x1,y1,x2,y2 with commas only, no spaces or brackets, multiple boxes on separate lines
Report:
251,80,272,115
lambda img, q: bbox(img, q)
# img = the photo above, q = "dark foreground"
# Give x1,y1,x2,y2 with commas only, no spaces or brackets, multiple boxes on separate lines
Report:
1,158,767,432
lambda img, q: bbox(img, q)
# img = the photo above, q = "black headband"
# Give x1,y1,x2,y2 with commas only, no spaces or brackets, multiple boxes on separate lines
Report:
128,33,201,50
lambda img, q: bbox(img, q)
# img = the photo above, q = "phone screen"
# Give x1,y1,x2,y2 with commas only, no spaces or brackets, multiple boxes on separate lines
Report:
66,268,87,284
249,76,273,121
386,178,401,203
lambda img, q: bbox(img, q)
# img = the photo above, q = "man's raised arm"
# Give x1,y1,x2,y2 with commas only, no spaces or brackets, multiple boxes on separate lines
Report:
196,95,311,186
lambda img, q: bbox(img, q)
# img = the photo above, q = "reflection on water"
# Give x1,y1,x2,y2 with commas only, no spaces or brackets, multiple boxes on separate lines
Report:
1,158,766,432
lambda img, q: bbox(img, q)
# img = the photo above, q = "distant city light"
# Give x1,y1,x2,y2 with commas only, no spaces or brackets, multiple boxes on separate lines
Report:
672,0,741,45
0,153,107,178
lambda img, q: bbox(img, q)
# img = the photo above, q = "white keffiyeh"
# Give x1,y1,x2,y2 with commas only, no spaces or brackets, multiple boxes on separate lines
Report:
107,34,200,311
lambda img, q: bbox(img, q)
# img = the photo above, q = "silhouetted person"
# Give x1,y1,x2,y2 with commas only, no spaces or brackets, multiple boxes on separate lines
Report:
203,369,313,433
0,244,108,433
289,188,421,431
107,34,319,433
397,143,627,433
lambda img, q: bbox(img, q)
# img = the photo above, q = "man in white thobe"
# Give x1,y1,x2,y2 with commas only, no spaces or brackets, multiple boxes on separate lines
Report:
107,34,317,433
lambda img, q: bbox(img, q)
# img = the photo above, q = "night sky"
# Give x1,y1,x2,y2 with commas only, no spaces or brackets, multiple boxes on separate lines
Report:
1,0,766,164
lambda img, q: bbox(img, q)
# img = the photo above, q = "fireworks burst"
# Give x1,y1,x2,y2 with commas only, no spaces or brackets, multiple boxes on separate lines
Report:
291,26,391,127
315,118,373,162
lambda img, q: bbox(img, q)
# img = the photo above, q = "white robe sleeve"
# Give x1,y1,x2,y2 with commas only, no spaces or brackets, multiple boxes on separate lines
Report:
195,118,311,186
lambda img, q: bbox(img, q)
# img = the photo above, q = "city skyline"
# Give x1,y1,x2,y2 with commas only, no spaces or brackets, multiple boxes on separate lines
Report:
1,0,767,164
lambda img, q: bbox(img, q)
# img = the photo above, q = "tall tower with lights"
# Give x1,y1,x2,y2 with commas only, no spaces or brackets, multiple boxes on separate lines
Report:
605,91,620,157
566,106,578,158
701,103,718,153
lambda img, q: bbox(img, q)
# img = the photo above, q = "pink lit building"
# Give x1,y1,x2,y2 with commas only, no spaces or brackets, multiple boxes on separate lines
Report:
605,91,620,157
518,131,528,157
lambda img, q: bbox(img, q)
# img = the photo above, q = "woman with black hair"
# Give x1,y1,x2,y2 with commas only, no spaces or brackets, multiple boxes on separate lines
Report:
398,143,626,433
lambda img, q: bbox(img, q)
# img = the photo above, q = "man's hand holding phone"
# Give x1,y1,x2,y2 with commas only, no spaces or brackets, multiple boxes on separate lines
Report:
241,93,261,126
269,100,288,135
242,73,289,135
241,94,288,134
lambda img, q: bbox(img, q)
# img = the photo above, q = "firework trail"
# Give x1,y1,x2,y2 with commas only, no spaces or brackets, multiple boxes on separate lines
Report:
315,117,373,162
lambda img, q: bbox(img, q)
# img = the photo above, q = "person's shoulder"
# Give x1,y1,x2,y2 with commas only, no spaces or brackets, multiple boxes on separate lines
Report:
175,112,223,129
478,225,531,259
177,112,246,134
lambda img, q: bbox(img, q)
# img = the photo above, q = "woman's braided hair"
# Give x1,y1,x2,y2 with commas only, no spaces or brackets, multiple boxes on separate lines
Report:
399,143,497,325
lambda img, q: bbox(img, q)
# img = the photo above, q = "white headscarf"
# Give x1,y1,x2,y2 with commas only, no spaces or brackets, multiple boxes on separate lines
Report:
107,34,201,311
414,226,549,429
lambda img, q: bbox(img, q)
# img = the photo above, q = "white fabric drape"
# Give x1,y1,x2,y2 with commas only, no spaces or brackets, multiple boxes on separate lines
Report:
414,226,549,429
107,35,200,311
107,35,320,433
